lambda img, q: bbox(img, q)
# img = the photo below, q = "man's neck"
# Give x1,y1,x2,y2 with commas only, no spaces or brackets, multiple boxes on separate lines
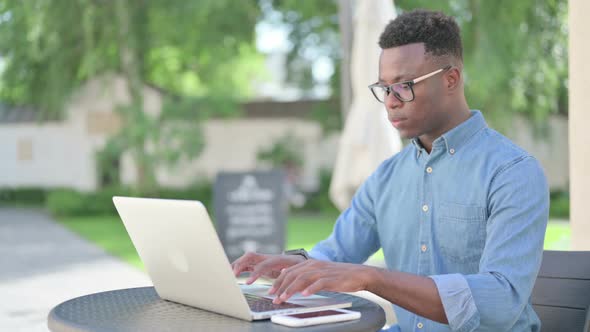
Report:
418,102,471,153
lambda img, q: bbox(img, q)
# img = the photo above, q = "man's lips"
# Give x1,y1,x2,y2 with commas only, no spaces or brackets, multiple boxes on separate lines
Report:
390,117,407,126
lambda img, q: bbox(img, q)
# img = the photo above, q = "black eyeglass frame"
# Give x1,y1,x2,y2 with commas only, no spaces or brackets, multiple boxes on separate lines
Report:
368,65,452,103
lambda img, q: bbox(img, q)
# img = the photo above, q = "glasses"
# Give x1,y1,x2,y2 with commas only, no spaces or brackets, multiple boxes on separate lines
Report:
368,65,452,103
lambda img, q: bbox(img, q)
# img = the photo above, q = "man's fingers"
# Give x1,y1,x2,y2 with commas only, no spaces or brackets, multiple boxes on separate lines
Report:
270,266,293,296
245,270,260,284
272,267,305,303
276,272,319,303
268,268,285,294
233,263,253,277
275,260,313,288
232,258,254,276
231,252,263,277
302,278,330,296
247,259,277,283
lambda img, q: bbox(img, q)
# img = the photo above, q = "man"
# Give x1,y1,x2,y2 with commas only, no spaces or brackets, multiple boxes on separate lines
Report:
232,9,548,332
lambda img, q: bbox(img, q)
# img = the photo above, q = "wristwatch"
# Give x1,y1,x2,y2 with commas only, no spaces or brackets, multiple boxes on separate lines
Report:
283,248,310,260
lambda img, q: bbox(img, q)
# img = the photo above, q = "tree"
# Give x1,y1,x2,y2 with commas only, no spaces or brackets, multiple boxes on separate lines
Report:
395,0,568,128
264,0,340,95
0,0,264,192
267,0,568,129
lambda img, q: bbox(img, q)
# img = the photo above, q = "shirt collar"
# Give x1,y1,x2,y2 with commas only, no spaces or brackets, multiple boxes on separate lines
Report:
411,137,426,158
411,110,487,156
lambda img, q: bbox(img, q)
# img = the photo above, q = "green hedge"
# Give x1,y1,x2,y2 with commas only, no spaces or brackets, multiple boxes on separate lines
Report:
0,187,48,206
549,191,569,219
150,184,213,211
292,170,340,216
46,183,213,217
45,187,130,217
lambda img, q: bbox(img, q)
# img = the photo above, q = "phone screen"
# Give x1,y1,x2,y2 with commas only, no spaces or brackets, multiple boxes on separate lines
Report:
287,310,348,319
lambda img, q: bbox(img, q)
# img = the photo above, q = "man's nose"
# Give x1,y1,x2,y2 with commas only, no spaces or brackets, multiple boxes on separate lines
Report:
384,92,403,109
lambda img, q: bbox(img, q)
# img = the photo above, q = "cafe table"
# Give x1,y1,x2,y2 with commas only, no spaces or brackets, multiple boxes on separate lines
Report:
48,286,386,332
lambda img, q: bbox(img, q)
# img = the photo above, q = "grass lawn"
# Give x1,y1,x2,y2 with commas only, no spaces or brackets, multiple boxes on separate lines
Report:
58,215,571,270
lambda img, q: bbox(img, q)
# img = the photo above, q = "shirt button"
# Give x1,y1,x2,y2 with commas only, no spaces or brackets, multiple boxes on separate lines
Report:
417,322,424,329
422,205,429,212
449,148,455,154
426,167,433,173
421,244,427,252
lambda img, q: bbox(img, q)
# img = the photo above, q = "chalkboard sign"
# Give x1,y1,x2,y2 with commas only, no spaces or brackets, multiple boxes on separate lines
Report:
214,170,287,263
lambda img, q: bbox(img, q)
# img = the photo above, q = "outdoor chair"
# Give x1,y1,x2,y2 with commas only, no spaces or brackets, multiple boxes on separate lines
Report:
531,250,590,332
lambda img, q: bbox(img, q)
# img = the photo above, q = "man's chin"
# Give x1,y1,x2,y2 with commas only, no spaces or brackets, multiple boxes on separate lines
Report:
397,129,414,140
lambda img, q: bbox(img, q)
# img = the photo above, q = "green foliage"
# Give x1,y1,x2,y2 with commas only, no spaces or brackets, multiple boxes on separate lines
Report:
0,0,264,191
45,183,213,218
0,187,47,206
264,0,340,94
162,95,243,121
257,133,304,168
394,0,568,127
149,183,213,212
292,169,340,215
46,187,131,217
308,100,342,134
0,0,263,113
0,1,106,119
145,1,264,98
268,0,568,127
549,190,569,219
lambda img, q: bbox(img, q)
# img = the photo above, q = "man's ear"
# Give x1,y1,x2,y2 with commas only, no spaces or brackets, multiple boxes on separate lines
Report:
445,67,461,92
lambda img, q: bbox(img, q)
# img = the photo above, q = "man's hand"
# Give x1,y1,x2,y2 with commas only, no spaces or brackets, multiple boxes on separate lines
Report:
269,260,374,304
231,252,306,284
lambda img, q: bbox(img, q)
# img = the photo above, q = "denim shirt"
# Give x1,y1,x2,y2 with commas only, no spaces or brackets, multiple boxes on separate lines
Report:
309,111,549,332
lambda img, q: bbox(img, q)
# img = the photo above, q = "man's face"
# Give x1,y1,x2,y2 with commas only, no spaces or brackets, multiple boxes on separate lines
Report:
378,43,449,139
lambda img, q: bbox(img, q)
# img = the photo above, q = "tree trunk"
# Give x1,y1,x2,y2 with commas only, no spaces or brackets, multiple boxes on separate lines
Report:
114,0,155,193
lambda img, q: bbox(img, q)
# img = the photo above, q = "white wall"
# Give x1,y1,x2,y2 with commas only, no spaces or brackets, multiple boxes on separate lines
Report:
0,74,163,191
141,119,332,191
0,122,97,191
508,115,569,191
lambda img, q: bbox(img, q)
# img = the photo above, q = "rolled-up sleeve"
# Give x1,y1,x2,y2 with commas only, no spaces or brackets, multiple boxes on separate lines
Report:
430,156,549,331
430,273,480,331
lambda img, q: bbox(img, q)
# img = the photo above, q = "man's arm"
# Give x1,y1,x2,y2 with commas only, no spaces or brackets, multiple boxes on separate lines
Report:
308,168,382,263
269,259,448,323
430,156,549,331
367,268,448,324
273,156,548,332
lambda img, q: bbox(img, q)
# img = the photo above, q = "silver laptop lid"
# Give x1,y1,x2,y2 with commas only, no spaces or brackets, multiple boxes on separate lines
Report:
113,196,253,321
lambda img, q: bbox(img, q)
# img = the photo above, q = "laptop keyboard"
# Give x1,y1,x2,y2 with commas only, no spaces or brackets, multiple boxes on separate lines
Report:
244,293,304,312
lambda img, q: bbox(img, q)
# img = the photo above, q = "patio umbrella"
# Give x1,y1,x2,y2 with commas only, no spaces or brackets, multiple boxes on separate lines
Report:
330,0,402,211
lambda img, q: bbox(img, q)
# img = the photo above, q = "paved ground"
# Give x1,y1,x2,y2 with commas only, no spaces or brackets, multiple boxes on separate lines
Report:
0,208,151,332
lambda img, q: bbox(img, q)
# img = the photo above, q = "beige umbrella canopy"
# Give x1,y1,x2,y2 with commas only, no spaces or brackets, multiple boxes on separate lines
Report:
330,0,402,211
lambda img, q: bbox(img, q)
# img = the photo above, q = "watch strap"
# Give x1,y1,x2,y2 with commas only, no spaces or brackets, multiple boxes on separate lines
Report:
283,248,309,260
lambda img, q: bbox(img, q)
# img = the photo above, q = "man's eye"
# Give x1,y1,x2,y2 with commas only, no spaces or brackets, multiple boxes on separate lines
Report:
400,83,411,90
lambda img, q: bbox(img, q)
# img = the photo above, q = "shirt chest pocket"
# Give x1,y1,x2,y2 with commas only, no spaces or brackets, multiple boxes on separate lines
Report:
436,202,487,266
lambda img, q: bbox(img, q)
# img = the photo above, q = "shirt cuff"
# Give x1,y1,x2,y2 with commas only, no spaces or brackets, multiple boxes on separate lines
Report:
429,273,480,332
308,248,333,261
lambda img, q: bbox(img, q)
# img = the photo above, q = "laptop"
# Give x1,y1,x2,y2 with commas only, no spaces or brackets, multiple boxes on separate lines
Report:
112,196,352,321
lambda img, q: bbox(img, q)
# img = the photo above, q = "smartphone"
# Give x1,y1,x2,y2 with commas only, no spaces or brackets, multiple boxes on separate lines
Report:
270,308,361,327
